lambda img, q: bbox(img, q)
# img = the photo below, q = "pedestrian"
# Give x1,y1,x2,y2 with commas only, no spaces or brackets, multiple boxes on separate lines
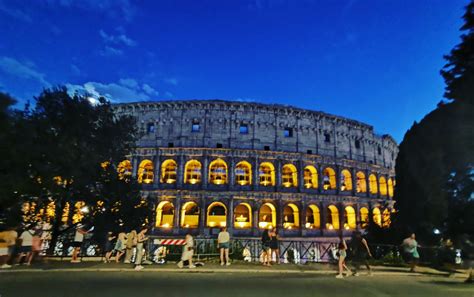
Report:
218,227,230,266
336,236,352,278
177,234,196,269
71,224,88,263
113,232,127,263
0,226,18,269
124,230,137,264
134,227,148,271
350,231,372,276
17,225,35,266
104,232,116,263
261,228,272,266
269,228,280,264
401,233,420,272
30,227,43,264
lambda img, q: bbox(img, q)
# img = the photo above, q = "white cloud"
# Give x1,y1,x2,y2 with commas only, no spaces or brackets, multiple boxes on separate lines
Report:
142,84,159,96
100,46,123,57
0,1,32,23
99,29,136,47
164,77,178,85
0,56,50,87
165,91,173,98
46,0,136,22
66,79,160,103
70,64,81,75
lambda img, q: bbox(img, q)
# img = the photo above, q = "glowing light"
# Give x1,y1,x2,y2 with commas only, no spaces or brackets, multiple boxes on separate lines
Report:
80,206,89,213
236,215,247,222
258,222,268,229
219,221,226,227
305,222,311,228
326,223,334,230
162,223,171,228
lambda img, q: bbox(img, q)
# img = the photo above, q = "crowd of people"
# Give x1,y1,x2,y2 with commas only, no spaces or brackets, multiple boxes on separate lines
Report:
0,223,423,276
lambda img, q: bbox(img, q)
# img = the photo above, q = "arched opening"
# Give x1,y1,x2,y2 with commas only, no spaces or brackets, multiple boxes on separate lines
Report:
340,169,353,191
283,203,300,229
388,178,394,198
356,171,367,193
234,203,252,229
360,207,369,228
184,160,202,184
323,167,336,190
160,159,177,184
138,159,154,184
207,202,227,228
326,205,339,230
379,176,388,196
344,206,356,230
382,208,391,228
180,202,199,228
373,207,382,227
282,164,298,188
305,204,320,229
155,201,174,228
235,161,252,186
209,159,228,185
259,162,275,186
258,203,276,229
303,166,318,189
369,174,378,194
117,160,132,181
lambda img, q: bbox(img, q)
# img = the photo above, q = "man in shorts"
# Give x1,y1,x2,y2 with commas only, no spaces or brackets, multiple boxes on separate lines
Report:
18,226,35,265
71,224,88,263
218,227,231,266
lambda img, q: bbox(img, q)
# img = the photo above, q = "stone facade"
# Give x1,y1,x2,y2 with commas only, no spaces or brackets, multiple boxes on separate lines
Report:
113,100,398,238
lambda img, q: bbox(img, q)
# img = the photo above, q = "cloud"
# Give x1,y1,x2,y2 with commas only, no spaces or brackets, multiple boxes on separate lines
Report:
46,0,136,22
165,91,173,98
66,79,160,103
99,29,137,47
164,77,178,85
70,64,81,75
0,56,50,87
100,46,123,57
0,1,32,23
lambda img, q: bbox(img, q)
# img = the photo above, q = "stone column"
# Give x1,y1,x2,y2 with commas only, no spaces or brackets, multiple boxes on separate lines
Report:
154,155,160,186
202,155,209,190
227,198,234,235
173,195,181,235
229,157,236,190
339,203,346,231
199,196,207,235
132,156,139,178
252,203,260,237
253,157,259,191
276,159,282,190
320,203,327,236
177,155,185,187
298,159,305,192
300,199,307,236
351,167,357,196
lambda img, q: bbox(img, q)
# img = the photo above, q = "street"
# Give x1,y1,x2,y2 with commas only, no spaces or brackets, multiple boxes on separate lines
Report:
1,269,472,297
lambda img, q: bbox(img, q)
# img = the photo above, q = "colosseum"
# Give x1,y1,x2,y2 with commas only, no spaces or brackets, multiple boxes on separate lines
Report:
113,100,398,239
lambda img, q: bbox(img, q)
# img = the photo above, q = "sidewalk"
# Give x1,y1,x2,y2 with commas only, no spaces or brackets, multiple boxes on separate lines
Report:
0,260,470,280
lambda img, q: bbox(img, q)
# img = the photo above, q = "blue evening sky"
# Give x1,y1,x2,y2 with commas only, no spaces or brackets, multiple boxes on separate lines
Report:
0,0,469,142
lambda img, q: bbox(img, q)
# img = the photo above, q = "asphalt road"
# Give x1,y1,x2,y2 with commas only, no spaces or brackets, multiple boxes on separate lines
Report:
0,271,472,297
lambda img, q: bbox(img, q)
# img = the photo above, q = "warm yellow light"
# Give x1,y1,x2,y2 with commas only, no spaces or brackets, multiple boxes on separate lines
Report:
344,223,350,230
283,182,291,188
190,179,197,184
258,222,268,228
209,222,216,227
323,184,329,190
326,223,334,230
305,222,311,228
162,223,171,228
166,179,176,184
144,178,152,184
237,222,245,228
236,215,247,222
219,221,226,227
184,224,190,228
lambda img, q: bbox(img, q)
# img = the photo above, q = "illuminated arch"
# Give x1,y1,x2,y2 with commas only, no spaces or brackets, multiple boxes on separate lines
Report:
379,176,388,196
344,206,356,229
184,160,202,184
356,171,367,193
340,169,353,191
138,159,154,184
283,203,300,229
382,208,391,228
259,203,276,229
282,164,298,187
180,201,199,228
234,203,252,229
207,201,227,228
306,204,320,229
117,160,132,181
372,207,382,227
209,159,228,185
326,205,339,230
155,201,174,228
160,159,177,184
360,207,369,228
259,162,275,186
235,161,252,186
303,166,318,189
369,174,378,194
388,178,394,198
323,167,337,190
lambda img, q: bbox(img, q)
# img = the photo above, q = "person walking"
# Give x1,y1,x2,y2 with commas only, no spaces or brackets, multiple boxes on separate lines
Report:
71,224,88,263
0,226,18,269
269,228,280,264
261,229,272,266
401,233,420,272
336,236,352,278
134,228,148,271
350,231,373,276
177,234,195,269
113,232,127,263
104,232,116,263
218,227,231,266
124,230,137,264
17,225,35,265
